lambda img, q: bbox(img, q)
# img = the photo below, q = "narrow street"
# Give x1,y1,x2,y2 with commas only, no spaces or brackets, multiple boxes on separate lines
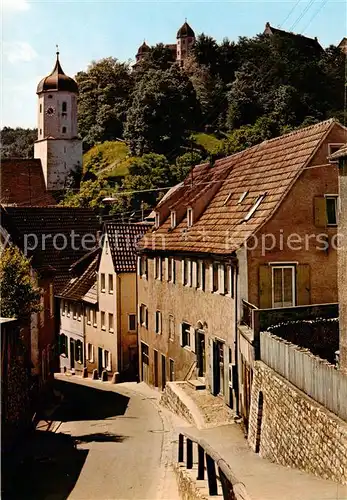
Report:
3,376,181,500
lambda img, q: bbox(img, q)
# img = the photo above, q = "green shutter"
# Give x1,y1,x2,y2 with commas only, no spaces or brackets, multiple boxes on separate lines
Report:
314,196,327,228
297,264,310,305
259,265,272,309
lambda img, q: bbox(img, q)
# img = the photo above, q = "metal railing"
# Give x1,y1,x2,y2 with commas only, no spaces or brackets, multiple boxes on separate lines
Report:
241,300,258,330
178,431,251,500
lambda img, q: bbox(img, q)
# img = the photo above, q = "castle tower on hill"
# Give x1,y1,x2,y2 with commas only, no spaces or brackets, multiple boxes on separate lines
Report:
34,50,82,191
135,20,196,65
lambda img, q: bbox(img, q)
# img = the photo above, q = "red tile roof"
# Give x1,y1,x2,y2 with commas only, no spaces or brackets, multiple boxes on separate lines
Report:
329,143,347,160
140,119,344,255
105,223,152,272
57,252,99,301
1,206,101,293
0,159,56,207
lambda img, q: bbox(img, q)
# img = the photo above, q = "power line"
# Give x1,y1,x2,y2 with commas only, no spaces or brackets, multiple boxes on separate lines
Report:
300,0,329,34
280,0,302,28
289,0,316,31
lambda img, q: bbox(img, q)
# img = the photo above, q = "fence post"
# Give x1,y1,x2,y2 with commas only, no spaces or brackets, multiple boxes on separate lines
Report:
197,444,205,480
178,434,184,462
186,438,193,469
219,467,232,500
206,454,218,495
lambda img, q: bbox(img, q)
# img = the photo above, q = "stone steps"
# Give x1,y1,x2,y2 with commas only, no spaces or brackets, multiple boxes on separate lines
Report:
188,379,206,391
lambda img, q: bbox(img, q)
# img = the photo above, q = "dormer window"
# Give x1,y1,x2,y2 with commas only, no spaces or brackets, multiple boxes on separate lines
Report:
155,212,160,229
171,211,177,229
328,144,344,163
238,191,249,204
187,208,193,228
244,194,266,221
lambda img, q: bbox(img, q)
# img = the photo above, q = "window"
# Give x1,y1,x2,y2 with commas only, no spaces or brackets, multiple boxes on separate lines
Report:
67,302,71,317
100,273,105,292
169,359,175,382
140,304,148,328
155,311,162,334
40,104,42,113
101,311,106,330
108,274,114,294
61,300,65,316
326,196,338,225
109,313,114,333
155,212,160,229
77,304,82,321
128,314,136,332
104,349,111,371
48,94,53,99
73,304,77,320
155,257,162,280
169,315,175,341
244,194,266,222
86,307,91,325
60,334,68,356
223,193,232,206
238,191,248,204
62,101,67,113
87,343,94,362
212,263,219,292
224,265,231,295
197,261,205,291
171,211,176,229
139,255,148,278
272,266,295,308
171,258,176,283
39,129,42,136
181,322,191,348
187,208,193,228
167,258,172,281
76,340,83,363
183,259,190,286
62,126,67,133
93,309,97,328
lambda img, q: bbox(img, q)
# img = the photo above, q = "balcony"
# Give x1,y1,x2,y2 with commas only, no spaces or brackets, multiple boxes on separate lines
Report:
241,299,258,330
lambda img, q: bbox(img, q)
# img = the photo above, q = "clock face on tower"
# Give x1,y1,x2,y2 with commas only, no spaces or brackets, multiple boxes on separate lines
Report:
46,106,55,116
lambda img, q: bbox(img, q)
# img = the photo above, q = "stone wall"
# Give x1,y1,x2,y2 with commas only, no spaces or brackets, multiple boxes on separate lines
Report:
248,361,347,485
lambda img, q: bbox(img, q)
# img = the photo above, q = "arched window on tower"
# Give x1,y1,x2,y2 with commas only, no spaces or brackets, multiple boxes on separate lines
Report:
40,104,42,113
62,101,67,113
48,94,53,99
62,126,67,133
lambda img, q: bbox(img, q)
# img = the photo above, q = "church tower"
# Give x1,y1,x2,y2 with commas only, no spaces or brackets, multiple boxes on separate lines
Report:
176,21,195,64
34,50,82,191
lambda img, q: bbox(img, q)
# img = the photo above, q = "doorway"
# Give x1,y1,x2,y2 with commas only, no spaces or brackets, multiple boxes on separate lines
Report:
98,347,103,376
153,350,159,387
141,342,149,383
196,330,206,378
69,339,75,370
169,359,174,382
161,354,166,390
212,340,225,396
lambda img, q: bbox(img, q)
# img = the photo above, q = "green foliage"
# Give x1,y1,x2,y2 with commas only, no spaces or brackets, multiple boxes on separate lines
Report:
135,43,176,74
1,127,37,158
124,65,200,157
83,140,129,175
60,178,115,209
0,246,41,321
172,151,204,182
76,58,134,149
191,133,224,155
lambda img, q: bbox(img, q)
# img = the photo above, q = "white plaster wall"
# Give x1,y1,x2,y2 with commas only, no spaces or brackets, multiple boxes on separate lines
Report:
37,91,78,140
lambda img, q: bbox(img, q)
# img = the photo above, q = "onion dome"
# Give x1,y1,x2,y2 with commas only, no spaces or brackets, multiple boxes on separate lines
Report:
37,50,78,94
177,21,195,39
136,41,150,56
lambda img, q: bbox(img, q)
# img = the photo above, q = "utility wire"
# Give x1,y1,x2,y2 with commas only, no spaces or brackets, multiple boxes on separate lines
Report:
280,0,302,28
300,0,329,34
289,0,316,31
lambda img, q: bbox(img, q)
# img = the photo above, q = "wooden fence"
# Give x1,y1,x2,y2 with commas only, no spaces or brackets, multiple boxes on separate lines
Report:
260,331,347,422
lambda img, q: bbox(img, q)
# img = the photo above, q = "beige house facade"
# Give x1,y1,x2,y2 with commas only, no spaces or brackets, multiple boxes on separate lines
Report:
138,119,346,412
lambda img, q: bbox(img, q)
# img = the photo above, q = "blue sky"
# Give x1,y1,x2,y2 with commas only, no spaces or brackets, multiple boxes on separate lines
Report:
2,0,346,128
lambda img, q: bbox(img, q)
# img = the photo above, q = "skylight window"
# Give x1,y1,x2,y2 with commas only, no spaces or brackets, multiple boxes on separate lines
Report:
223,193,232,206
171,210,177,229
244,194,266,221
238,191,249,204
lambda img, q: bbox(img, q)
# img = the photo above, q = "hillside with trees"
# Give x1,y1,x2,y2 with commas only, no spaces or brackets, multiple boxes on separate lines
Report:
2,28,345,216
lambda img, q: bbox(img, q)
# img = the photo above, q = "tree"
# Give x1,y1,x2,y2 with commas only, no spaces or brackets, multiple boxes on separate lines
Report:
172,151,204,182
60,178,115,210
135,43,176,74
0,246,41,321
124,66,200,157
1,127,37,158
76,58,134,149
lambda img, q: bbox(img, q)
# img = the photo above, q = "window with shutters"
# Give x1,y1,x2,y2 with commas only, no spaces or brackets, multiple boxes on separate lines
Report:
181,322,191,347
272,266,295,308
140,304,148,328
139,256,148,278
